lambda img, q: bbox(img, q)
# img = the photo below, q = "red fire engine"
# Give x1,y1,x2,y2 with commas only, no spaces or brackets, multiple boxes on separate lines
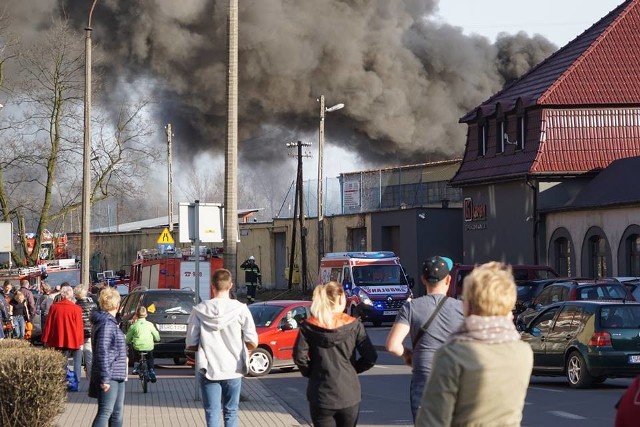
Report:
128,247,223,293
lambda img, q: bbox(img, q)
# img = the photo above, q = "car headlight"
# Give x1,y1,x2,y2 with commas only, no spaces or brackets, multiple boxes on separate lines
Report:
358,290,372,305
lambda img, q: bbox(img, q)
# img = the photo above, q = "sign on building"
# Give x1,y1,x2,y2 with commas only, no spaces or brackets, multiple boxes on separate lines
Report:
343,180,361,208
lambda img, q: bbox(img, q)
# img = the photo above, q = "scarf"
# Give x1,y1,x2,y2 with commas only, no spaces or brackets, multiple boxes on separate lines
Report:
450,314,521,344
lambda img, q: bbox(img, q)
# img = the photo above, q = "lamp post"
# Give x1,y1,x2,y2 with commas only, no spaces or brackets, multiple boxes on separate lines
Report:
81,0,98,287
317,95,344,268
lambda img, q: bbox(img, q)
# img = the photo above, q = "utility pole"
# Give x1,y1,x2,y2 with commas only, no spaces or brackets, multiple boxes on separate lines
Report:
223,0,239,283
81,0,98,287
317,96,344,273
287,141,311,292
166,124,174,232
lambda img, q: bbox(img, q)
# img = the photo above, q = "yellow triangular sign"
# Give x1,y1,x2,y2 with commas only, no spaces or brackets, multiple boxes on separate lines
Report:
157,228,175,244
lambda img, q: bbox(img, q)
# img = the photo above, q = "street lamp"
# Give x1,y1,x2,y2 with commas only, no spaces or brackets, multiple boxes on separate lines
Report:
81,0,98,286
317,95,344,267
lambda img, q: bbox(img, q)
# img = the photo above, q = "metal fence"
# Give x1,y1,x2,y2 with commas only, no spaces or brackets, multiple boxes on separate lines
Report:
276,171,462,219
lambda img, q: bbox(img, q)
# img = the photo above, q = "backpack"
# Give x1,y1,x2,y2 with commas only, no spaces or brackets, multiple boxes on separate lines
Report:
615,375,640,427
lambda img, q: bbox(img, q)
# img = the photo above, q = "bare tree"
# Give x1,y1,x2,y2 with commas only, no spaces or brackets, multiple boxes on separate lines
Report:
0,19,157,266
178,168,225,204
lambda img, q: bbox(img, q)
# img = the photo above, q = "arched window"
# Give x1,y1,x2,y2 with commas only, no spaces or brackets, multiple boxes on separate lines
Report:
548,227,575,277
554,237,571,277
589,235,607,278
627,234,640,276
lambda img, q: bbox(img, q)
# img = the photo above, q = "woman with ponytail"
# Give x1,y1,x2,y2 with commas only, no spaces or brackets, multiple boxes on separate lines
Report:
293,281,377,427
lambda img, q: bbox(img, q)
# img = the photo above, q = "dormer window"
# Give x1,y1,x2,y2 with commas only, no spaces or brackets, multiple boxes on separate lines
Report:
477,122,487,157
516,115,526,150
496,119,505,154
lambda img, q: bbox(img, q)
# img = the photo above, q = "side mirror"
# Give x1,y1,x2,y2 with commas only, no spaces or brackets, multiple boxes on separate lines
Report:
534,303,543,311
515,319,525,332
530,327,542,337
281,322,293,331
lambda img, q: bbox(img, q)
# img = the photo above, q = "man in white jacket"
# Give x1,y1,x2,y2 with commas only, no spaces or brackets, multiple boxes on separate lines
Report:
186,268,258,427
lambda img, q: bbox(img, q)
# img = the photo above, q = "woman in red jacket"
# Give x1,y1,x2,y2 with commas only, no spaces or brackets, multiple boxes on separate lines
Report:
42,285,84,355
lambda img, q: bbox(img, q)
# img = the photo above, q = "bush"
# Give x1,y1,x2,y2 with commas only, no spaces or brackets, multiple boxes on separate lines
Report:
0,340,67,427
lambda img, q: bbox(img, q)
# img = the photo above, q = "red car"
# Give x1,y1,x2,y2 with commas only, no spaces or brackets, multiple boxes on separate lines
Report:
247,300,312,376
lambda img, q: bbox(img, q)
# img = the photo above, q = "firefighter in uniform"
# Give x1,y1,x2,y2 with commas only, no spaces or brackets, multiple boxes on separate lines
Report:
240,256,261,304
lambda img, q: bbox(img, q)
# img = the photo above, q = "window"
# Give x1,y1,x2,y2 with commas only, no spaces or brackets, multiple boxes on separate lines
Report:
627,235,640,276
348,227,367,251
516,115,526,150
589,236,607,278
496,119,505,154
477,123,487,156
555,237,571,277
531,307,559,333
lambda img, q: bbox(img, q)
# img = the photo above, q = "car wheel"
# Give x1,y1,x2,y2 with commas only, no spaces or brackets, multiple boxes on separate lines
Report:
248,348,273,377
566,351,593,388
173,357,187,366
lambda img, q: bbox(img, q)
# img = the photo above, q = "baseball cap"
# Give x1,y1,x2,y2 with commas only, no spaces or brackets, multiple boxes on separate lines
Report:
422,256,453,283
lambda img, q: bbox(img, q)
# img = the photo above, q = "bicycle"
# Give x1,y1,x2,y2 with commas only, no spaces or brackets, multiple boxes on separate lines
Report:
137,351,152,393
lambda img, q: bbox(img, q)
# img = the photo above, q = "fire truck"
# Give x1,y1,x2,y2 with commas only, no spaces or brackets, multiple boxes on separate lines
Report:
128,247,223,299
318,251,414,326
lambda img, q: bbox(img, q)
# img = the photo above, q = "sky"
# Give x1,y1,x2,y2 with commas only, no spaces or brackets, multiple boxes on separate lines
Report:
435,0,623,47
319,0,625,180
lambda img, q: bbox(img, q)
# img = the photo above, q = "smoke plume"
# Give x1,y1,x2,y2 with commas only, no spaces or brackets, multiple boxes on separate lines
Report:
5,0,556,168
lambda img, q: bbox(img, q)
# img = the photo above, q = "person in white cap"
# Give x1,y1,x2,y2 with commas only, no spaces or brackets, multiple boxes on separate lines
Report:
240,256,261,304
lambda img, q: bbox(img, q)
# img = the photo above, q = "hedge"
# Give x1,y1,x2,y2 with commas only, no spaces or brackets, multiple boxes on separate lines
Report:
0,340,67,427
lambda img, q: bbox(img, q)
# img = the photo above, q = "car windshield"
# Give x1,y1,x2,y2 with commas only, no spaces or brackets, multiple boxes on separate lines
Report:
143,293,196,315
249,305,283,327
352,265,407,286
599,306,640,328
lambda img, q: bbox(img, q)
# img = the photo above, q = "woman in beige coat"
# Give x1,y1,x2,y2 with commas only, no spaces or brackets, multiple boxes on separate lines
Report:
416,262,533,427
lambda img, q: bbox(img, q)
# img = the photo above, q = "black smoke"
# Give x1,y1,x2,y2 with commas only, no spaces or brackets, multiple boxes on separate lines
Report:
5,0,557,168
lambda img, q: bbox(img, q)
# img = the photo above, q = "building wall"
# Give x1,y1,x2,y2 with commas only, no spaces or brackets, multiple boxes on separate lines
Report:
461,181,536,264
546,206,640,277
371,207,462,297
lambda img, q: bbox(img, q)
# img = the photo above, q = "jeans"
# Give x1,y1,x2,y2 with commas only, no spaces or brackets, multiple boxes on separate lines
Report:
73,339,92,381
410,372,428,423
91,380,125,427
13,315,25,338
200,375,242,427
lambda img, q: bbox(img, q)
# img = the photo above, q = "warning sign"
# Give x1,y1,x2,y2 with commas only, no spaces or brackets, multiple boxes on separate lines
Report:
157,228,175,244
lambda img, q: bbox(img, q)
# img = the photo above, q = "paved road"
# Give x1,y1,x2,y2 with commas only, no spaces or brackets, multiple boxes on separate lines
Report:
256,324,631,427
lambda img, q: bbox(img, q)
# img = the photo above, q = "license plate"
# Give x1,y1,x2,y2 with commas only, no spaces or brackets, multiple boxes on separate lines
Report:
383,310,399,316
157,324,187,332
629,355,640,364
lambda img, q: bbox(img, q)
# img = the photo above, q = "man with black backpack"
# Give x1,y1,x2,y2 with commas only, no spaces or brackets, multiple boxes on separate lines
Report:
385,256,464,422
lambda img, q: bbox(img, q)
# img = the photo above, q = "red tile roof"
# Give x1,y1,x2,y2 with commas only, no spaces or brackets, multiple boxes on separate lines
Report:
532,109,640,173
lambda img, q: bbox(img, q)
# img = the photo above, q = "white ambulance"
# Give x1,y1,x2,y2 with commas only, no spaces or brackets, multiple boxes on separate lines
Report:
318,252,414,326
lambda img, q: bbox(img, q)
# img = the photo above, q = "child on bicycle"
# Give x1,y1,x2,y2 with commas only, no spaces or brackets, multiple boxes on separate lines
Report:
126,306,160,382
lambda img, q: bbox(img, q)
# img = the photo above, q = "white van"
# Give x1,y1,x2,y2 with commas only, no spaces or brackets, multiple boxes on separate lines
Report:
319,252,413,326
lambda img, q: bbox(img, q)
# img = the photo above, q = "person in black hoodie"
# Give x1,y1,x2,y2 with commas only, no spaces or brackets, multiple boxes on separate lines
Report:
293,281,377,427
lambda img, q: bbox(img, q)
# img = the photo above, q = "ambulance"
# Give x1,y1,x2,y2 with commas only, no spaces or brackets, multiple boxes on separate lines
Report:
318,252,414,326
